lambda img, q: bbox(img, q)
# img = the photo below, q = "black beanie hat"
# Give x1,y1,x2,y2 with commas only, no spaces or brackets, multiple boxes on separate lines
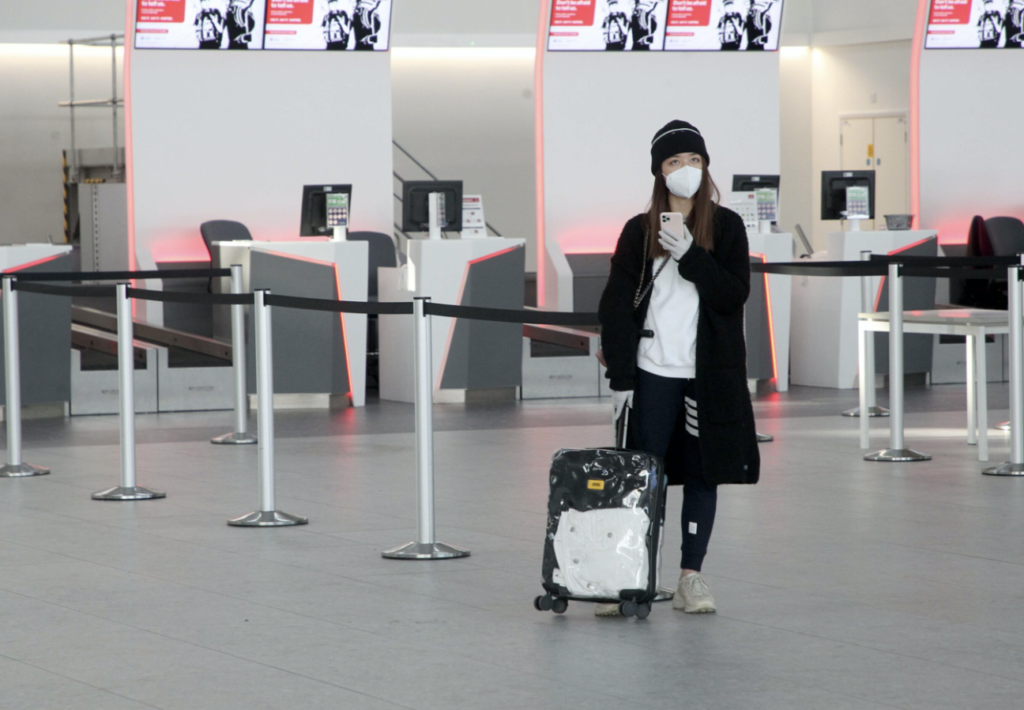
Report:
650,120,710,175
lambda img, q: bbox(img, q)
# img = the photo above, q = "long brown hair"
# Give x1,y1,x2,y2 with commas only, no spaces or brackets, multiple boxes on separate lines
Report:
646,163,721,258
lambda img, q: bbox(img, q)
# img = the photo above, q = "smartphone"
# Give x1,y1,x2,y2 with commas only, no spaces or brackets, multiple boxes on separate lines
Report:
659,212,685,239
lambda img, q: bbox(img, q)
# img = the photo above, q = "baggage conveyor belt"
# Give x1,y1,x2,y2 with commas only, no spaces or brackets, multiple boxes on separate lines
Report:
71,306,231,364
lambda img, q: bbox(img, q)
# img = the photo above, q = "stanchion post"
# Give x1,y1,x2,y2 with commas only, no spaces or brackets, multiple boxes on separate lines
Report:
844,251,889,418
93,284,166,499
383,297,470,560
865,263,930,462
984,256,1024,475
228,289,307,526
0,276,49,477
212,264,257,445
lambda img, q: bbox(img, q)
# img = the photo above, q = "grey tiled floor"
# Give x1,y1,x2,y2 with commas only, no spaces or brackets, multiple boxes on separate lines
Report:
3,384,1024,709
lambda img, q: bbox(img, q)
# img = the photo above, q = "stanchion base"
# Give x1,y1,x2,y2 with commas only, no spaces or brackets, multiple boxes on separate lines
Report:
864,448,931,462
92,485,166,501
0,462,50,478
227,510,308,527
756,433,774,443
997,421,1011,432
381,541,471,560
982,462,1024,476
211,432,258,445
842,406,890,418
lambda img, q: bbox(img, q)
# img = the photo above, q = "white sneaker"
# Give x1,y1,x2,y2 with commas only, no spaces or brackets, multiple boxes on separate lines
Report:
594,603,621,617
672,573,716,613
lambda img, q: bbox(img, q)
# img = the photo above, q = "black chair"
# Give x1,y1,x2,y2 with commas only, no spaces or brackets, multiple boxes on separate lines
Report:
985,217,1024,257
346,231,399,389
346,231,398,298
199,220,253,261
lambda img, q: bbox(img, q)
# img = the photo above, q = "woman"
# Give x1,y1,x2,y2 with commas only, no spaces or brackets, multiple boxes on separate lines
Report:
596,120,760,616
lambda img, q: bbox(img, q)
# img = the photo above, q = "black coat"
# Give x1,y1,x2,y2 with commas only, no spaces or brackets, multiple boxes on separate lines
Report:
597,206,760,487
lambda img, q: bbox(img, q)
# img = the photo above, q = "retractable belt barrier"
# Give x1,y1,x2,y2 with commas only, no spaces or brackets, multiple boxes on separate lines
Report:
13,268,231,282
5,256,1022,534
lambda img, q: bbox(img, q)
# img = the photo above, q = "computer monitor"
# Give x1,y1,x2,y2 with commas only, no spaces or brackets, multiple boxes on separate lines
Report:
300,184,352,237
732,175,780,192
821,171,875,221
401,180,463,233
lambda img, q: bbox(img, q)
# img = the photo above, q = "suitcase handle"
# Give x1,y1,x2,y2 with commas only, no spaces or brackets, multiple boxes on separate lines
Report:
614,405,630,449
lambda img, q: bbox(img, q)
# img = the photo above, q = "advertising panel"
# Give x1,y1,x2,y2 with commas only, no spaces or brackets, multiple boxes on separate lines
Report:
135,0,267,50
264,0,392,50
663,0,783,51
547,0,783,51
547,0,668,51
926,0,1024,48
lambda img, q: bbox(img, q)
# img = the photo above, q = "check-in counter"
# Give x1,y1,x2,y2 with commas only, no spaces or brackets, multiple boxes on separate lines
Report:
790,230,938,389
0,245,75,416
378,238,526,404
747,232,794,393
211,239,368,407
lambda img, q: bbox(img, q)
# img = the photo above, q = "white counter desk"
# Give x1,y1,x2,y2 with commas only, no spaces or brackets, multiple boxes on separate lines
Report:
212,239,369,407
791,230,937,390
378,237,526,404
748,232,794,392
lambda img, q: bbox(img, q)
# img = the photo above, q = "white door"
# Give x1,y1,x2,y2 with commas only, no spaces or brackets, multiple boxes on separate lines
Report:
841,118,876,230
840,116,910,231
873,116,910,227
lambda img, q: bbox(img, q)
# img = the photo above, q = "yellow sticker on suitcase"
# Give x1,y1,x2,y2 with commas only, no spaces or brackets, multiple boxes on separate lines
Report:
587,480,605,490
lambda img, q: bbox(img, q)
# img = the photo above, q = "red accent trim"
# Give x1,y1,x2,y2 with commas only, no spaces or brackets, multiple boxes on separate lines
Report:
874,235,937,310
534,0,548,306
333,266,355,403
437,246,518,392
468,245,520,266
889,235,935,255
257,249,334,268
910,0,929,227
750,252,778,382
125,0,137,272
3,254,66,274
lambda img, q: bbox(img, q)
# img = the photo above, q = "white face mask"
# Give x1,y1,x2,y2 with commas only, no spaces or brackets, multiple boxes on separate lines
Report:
664,165,703,199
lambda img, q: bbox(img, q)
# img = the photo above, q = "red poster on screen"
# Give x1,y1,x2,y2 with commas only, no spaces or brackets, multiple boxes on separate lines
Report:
667,0,712,27
267,0,315,25
137,0,185,24
928,0,972,25
550,0,597,27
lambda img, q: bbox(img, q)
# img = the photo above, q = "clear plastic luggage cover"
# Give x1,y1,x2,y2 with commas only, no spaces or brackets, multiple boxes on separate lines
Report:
543,448,665,601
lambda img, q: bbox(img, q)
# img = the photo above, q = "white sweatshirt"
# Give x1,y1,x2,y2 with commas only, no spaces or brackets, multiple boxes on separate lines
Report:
637,256,699,379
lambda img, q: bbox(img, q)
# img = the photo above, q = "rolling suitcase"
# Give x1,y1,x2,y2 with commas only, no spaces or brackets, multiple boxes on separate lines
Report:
534,409,668,619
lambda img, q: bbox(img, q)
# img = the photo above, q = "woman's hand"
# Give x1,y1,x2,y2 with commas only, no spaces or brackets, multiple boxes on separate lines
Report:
613,390,634,424
658,226,693,262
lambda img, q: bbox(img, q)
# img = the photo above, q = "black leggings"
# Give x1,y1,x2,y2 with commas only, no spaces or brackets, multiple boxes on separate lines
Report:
631,368,717,572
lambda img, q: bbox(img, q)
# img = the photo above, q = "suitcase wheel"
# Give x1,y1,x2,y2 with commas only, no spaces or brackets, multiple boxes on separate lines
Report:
619,601,638,617
635,603,652,620
535,594,554,612
551,597,568,614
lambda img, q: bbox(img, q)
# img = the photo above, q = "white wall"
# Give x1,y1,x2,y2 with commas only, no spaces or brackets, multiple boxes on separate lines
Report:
0,44,124,245
919,48,1024,242
542,50,780,308
808,40,912,248
129,41,393,273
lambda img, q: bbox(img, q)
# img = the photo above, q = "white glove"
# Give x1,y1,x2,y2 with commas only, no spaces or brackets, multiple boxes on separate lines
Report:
658,225,694,262
613,390,634,424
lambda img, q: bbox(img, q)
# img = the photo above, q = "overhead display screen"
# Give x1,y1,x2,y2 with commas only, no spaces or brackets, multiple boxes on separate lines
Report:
264,0,392,50
546,0,784,52
134,0,392,50
135,1,267,49
925,0,1024,49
